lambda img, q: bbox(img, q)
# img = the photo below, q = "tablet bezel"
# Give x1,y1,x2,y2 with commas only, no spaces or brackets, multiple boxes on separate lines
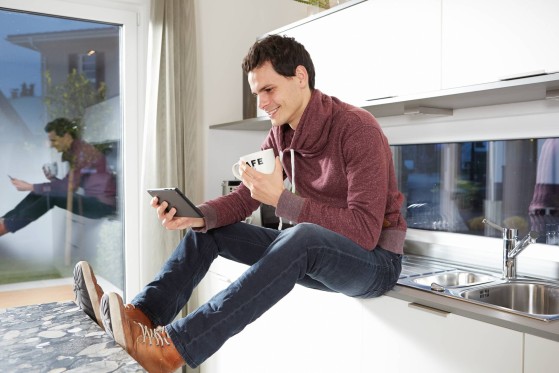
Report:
147,187,204,218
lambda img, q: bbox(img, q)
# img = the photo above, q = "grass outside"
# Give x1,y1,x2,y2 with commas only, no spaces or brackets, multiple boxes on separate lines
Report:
0,258,62,285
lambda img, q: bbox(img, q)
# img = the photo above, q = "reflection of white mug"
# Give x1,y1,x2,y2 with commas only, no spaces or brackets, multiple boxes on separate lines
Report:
42,162,58,179
232,148,275,180
546,223,559,245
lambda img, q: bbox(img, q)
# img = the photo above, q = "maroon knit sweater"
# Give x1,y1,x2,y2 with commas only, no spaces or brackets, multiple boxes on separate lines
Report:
199,90,406,254
33,139,116,207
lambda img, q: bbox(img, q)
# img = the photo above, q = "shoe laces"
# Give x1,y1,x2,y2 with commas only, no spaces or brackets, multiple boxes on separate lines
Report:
136,322,171,347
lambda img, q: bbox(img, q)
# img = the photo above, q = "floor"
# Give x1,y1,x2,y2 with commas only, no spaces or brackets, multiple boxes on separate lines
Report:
0,275,122,309
0,300,144,372
0,284,74,309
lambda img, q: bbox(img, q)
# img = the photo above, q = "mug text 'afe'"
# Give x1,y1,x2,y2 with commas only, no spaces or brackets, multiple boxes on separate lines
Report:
246,158,264,167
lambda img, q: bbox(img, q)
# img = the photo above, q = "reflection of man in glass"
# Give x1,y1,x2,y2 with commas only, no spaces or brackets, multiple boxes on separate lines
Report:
529,138,559,236
0,118,116,237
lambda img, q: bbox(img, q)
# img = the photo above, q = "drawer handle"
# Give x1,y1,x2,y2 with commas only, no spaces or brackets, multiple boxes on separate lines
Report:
408,302,450,317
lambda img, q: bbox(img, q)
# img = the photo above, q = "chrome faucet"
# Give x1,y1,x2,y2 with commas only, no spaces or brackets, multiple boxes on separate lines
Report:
482,218,539,280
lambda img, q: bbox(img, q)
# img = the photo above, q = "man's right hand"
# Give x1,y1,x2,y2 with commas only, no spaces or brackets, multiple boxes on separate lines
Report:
150,197,205,231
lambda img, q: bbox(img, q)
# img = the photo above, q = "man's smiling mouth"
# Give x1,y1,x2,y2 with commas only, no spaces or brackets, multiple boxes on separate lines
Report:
267,107,279,118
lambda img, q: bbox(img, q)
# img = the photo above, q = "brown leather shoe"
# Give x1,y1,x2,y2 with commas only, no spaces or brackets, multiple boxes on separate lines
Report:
0,218,8,237
74,261,153,331
73,261,105,328
100,293,153,338
102,292,185,373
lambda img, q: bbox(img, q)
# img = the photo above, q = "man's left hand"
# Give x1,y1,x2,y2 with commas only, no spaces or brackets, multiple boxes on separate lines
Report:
240,157,285,207
11,178,33,191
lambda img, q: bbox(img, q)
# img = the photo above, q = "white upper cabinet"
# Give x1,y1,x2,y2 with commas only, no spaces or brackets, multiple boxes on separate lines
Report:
442,0,559,89
280,0,441,105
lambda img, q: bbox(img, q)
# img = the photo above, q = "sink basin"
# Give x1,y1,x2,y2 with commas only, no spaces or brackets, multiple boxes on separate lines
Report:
460,281,559,319
399,255,559,321
412,271,497,288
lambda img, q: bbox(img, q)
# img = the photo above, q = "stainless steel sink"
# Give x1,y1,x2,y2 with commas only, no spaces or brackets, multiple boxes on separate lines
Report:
399,255,559,321
460,281,559,320
412,271,496,288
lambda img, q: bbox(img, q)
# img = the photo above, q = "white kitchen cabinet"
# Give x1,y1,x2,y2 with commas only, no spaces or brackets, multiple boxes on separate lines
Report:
279,0,441,105
361,296,523,373
198,257,363,373
197,259,559,373
524,334,559,373
442,0,559,89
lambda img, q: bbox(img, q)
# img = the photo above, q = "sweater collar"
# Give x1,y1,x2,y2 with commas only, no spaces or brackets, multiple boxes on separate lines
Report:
276,89,333,158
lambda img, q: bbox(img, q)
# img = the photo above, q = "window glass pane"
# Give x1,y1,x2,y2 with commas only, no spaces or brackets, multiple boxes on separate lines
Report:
0,9,123,292
394,138,559,245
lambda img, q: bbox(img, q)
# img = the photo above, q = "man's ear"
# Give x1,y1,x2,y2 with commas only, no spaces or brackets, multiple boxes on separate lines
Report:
295,65,308,87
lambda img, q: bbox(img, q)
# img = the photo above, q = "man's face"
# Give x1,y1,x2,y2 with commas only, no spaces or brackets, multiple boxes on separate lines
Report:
248,61,309,129
47,131,73,153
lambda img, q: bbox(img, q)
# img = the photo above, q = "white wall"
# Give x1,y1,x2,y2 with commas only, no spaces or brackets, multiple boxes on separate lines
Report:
194,0,307,200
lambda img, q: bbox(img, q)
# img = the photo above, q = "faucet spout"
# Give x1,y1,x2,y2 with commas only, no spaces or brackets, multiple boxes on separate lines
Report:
482,218,505,233
483,218,539,280
508,231,539,258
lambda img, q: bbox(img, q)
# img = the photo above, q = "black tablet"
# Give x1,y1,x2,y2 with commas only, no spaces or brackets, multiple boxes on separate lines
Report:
147,187,204,218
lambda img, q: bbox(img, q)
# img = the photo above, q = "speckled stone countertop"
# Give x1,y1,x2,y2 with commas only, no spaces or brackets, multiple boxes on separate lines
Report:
0,301,145,372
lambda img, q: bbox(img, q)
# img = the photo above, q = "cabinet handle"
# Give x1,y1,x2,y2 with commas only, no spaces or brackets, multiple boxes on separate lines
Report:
499,69,547,81
403,106,453,116
408,302,450,317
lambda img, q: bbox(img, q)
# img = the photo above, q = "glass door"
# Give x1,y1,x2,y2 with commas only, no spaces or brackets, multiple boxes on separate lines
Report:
0,8,124,295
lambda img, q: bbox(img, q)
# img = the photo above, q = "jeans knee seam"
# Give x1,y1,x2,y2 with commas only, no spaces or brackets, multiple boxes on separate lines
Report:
184,250,308,363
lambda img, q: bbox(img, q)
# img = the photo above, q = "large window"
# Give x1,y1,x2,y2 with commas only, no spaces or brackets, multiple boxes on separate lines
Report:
394,137,559,245
0,8,124,290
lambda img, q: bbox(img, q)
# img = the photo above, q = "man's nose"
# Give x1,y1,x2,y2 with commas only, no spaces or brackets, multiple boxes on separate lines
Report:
258,95,268,110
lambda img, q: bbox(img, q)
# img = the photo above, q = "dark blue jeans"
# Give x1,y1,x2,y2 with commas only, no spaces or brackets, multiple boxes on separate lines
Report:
131,222,402,368
2,192,115,233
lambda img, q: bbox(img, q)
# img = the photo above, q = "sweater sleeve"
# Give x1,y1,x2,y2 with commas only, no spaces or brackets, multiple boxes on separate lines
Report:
197,130,278,231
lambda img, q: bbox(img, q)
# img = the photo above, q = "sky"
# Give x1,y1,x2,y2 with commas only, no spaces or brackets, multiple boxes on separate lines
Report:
0,8,107,97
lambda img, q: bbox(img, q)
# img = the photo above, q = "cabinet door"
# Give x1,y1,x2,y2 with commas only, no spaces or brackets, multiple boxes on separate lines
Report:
199,259,362,373
282,0,441,105
524,334,559,373
361,296,523,373
442,0,559,89
284,1,372,104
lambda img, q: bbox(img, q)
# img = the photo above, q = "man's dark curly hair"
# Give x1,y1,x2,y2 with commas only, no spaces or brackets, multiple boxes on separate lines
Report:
44,117,81,139
242,34,315,90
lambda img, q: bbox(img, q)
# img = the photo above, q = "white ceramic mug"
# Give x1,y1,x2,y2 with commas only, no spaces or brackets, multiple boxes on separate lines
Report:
232,148,275,180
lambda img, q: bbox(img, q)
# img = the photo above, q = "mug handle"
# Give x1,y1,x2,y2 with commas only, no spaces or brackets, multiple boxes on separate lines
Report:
232,162,243,180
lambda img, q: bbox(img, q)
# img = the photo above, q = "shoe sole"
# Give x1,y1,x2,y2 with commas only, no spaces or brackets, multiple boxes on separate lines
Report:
73,261,104,329
106,292,131,352
100,293,114,339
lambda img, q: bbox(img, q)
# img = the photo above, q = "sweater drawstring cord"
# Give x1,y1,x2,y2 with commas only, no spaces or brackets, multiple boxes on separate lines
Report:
277,150,296,230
